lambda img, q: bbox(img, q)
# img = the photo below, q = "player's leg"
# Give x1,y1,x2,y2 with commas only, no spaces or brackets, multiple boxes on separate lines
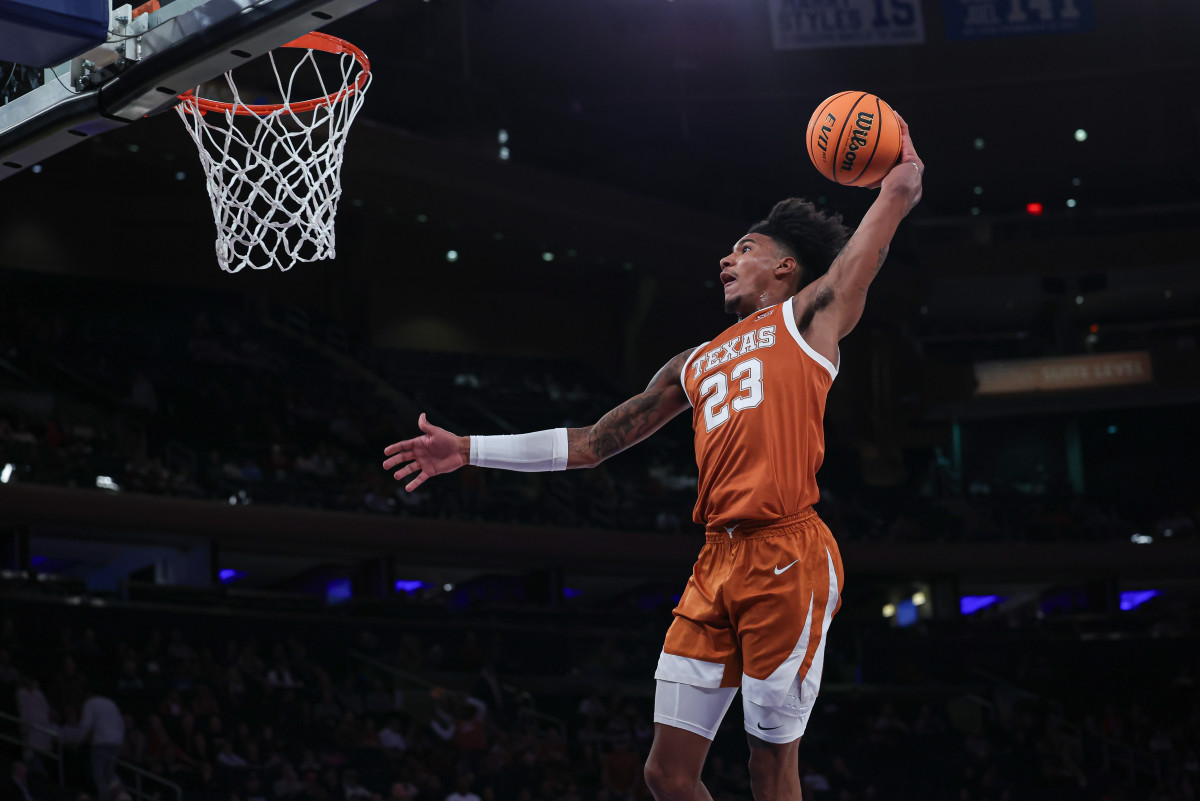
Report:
744,706,804,801
730,516,845,801
649,536,740,801
644,681,737,801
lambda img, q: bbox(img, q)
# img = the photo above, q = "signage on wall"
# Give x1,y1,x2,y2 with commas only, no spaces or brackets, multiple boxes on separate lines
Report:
973,351,1152,395
768,0,926,50
942,0,1096,40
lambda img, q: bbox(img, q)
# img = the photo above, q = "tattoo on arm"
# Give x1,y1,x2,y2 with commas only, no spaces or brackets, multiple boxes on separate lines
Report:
875,245,889,272
567,350,690,467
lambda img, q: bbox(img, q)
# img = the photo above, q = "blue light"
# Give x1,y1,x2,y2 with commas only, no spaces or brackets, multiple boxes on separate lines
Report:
895,599,918,628
30,555,47,566
394,579,424,593
960,595,1005,615
562,587,581,599
1107,425,1119,434
1119,590,1160,611
326,578,353,605
218,569,243,583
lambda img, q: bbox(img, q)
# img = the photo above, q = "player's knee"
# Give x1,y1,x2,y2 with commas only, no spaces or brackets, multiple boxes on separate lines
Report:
644,756,695,801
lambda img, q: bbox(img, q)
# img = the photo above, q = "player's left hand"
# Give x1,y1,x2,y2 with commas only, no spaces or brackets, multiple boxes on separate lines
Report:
866,111,923,202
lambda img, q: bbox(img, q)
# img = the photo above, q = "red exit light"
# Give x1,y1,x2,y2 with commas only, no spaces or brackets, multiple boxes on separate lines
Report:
1025,202,1044,216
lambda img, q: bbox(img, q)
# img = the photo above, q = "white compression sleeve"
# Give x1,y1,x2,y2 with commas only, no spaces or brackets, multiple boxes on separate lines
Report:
469,429,569,472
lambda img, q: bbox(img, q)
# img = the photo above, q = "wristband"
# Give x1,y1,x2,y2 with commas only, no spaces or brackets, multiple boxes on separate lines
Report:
469,429,569,472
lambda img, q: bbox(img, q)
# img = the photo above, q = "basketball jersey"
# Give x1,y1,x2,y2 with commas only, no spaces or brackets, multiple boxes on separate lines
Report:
680,300,838,528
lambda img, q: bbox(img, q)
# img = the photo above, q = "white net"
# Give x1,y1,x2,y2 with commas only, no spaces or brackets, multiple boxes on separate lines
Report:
176,37,371,273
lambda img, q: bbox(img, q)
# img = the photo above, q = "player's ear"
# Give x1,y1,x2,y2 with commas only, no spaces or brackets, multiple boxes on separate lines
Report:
775,257,798,282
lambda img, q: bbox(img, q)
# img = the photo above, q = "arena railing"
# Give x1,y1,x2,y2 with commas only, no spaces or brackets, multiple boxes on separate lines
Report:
0,711,64,787
116,758,182,801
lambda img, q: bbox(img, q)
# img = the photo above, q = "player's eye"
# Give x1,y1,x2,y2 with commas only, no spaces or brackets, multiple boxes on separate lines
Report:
741,245,751,253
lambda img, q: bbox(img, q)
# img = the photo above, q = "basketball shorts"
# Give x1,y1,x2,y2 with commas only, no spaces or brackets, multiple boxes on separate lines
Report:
653,508,844,743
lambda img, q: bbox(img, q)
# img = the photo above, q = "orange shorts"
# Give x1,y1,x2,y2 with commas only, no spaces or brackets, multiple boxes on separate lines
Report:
654,508,845,716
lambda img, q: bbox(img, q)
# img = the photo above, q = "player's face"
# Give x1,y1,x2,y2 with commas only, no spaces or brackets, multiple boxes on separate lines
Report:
719,234,783,317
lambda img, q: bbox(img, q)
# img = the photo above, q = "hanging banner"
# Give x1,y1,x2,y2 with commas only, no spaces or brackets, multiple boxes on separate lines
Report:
974,351,1153,395
942,0,1096,41
768,0,926,50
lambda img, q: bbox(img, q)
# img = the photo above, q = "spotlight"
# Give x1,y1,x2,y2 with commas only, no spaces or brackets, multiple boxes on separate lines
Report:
1074,128,1088,142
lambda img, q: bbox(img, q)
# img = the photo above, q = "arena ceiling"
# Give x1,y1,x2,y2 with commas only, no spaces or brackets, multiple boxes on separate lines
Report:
325,0,1200,221
4,0,1198,346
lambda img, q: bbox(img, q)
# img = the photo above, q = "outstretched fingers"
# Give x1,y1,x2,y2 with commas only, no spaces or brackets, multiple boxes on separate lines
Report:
392,461,420,481
382,448,416,471
404,470,430,493
383,438,417,457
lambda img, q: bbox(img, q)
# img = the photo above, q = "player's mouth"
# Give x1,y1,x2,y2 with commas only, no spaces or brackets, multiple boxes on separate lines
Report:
720,272,737,291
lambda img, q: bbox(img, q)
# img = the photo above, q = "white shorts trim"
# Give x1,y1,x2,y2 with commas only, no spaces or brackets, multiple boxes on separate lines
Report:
653,680,738,741
654,650,725,688
743,697,808,743
741,548,840,717
783,298,839,380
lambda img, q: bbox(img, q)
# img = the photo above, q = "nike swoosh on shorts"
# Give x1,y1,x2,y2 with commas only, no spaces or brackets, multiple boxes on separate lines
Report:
774,559,799,575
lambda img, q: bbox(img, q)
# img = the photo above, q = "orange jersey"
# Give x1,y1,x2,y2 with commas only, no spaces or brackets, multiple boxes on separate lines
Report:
680,300,837,528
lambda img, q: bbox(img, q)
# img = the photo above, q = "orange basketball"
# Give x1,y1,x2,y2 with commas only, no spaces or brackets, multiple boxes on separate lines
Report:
805,91,902,187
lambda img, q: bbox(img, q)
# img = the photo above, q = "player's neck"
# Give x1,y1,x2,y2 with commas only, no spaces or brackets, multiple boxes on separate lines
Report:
737,291,789,321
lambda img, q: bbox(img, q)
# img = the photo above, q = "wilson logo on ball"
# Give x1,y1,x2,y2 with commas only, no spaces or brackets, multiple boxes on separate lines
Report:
839,111,875,173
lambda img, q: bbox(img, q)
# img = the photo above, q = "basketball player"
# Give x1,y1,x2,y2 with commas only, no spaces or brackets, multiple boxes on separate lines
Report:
383,115,923,801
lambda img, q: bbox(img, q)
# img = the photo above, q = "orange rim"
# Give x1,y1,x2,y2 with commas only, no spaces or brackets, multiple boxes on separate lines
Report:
178,31,370,116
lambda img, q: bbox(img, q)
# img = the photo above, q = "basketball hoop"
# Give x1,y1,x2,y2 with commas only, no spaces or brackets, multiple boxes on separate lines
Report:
175,32,371,273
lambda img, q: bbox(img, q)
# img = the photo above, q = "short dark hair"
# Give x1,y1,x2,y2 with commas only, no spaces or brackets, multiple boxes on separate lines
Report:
748,198,849,293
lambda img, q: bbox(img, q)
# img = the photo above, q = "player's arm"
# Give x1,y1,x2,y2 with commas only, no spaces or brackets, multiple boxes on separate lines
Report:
382,349,694,491
797,113,923,341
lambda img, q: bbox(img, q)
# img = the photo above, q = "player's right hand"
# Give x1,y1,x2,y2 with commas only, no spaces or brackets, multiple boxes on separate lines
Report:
383,413,467,492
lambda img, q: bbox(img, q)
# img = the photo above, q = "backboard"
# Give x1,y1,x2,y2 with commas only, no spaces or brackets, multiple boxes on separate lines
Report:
0,0,378,181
